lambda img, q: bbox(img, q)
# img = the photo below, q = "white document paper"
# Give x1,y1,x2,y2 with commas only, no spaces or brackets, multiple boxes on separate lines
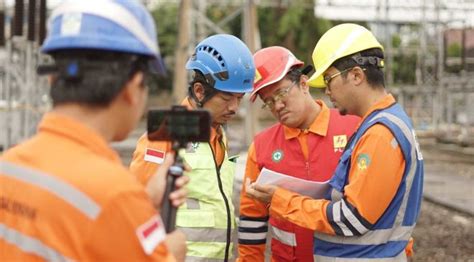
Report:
255,167,330,199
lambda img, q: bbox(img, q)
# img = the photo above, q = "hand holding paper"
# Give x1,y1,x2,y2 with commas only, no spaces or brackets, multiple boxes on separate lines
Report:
255,167,330,199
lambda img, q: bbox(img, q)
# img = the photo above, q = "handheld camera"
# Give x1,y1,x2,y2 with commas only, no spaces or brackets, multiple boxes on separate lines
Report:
147,105,211,232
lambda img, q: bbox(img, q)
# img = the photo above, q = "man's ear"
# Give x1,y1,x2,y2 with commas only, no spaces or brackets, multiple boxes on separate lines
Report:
300,74,310,92
193,82,205,101
121,71,144,105
352,67,365,86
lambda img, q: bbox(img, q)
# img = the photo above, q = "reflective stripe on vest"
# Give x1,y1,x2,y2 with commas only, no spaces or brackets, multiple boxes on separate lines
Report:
180,227,228,242
315,225,414,245
270,225,297,247
314,249,407,262
0,223,72,261
186,256,227,262
186,198,200,209
0,161,101,220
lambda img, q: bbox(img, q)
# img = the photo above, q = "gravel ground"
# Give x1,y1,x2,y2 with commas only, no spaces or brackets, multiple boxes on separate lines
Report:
412,201,474,261
412,141,474,261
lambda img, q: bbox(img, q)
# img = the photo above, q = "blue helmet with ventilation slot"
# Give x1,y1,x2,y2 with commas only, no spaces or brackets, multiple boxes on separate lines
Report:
185,34,255,93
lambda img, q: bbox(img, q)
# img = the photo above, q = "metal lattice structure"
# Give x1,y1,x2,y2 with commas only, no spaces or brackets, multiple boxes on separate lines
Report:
0,37,50,149
315,0,474,140
0,0,49,150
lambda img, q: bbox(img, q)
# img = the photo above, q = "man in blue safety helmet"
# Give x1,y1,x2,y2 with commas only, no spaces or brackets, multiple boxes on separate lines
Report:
131,34,255,261
1,0,188,261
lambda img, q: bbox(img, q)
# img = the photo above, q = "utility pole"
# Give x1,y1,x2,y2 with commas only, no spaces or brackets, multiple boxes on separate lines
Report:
173,0,192,103
435,0,444,130
417,0,427,86
0,0,5,46
197,0,207,41
384,0,393,86
27,0,36,41
242,0,261,146
38,0,46,45
12,0,24,37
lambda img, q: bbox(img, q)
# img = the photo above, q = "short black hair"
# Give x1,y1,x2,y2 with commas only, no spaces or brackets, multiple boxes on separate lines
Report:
49,49,151,107
285,67,304,83
187,70,217,98
332,48,385,88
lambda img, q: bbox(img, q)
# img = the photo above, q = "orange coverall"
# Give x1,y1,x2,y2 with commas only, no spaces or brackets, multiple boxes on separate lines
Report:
0,113,174,261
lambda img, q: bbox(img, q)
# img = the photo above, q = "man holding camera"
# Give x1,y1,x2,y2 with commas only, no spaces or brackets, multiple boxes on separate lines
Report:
0,1,188,261
237,46,360,261
130,34,255,261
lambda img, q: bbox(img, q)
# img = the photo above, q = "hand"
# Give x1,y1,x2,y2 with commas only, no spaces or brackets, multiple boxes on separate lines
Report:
146,154,190,210
165,229,187,262
169,174,189,208
146,155,172,208
244,178,278,205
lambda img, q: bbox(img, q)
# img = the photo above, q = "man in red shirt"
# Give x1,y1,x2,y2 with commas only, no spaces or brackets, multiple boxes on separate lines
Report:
237,46,359,261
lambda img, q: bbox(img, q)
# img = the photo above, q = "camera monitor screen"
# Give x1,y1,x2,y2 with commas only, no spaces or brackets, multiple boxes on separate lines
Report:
147,107,211,142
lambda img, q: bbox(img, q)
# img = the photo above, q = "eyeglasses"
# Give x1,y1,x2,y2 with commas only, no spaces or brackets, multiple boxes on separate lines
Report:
323,67,367,91
261,81,297,110
323,67,354,88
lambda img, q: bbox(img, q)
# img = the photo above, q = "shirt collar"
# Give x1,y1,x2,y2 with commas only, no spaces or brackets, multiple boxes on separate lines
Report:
38,112,121,163
360,94,397,124
283,100,330,140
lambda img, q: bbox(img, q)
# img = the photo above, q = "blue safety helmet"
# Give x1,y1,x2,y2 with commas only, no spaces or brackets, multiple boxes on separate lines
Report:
186,34,255,93
41,0,165,74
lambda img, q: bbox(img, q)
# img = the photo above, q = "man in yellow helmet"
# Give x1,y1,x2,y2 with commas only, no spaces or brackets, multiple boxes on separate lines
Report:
245,23,424,260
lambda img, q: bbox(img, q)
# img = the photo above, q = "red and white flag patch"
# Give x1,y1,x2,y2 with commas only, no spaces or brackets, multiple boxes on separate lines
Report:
136,215,166,255
144,148,165,164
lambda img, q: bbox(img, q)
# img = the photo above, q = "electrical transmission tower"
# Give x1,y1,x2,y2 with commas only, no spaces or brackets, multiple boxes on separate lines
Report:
0,0,48,150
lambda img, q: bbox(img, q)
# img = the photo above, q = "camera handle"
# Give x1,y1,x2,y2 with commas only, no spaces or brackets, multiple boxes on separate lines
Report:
161,142,186,233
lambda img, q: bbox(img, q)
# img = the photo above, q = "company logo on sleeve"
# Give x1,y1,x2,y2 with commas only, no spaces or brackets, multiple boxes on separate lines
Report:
144,148,165,164
136,215,166,255
356,153,371,171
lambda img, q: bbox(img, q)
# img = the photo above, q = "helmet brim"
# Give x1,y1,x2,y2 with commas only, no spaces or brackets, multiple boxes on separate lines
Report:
307,69,326,88
149,57,167,76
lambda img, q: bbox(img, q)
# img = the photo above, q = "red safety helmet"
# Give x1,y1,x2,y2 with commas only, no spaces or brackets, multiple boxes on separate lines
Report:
250,46,304,102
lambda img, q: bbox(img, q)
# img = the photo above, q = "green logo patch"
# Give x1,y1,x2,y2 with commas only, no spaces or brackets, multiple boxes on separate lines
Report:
357,153,371,171
271,149,284,163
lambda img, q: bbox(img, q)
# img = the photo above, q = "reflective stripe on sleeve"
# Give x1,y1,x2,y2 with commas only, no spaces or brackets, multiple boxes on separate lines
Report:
0,161,101,220
340,200,369,235
238,216,268,245
0,223,73,261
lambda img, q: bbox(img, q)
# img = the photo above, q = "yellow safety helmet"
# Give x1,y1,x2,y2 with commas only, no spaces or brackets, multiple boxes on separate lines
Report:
307,23,384,88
